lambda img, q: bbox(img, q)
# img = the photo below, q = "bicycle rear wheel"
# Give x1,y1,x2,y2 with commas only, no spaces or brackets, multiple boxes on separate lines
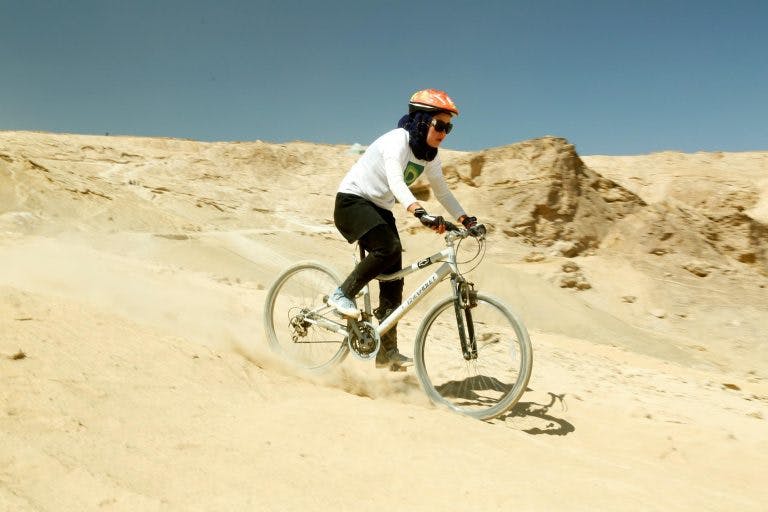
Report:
414,293,532,420
263,261,349,371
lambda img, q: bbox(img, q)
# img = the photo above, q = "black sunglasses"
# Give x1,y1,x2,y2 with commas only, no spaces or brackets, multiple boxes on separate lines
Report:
430,118,453,134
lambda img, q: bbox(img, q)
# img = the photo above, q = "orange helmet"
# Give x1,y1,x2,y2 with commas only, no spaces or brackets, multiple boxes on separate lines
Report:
408,89,459,116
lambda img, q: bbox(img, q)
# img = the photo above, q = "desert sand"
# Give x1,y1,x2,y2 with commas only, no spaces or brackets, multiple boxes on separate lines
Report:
1,130,766,511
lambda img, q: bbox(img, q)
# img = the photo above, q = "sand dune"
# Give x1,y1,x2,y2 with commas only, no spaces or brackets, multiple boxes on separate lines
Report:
1,131,766,511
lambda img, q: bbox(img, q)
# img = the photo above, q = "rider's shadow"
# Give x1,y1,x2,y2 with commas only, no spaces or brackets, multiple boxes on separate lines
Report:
498,391,575,436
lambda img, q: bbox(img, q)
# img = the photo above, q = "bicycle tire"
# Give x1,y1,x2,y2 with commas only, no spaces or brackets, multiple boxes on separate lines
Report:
414,293,532,420
263,261,349,371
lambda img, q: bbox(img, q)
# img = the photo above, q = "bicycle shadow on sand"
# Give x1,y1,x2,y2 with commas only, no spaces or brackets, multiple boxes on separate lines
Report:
436,378,575,435
499,391,575,436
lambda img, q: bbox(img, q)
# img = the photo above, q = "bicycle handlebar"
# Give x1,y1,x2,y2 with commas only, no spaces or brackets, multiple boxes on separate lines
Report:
416,211,484,240
444,223,486,242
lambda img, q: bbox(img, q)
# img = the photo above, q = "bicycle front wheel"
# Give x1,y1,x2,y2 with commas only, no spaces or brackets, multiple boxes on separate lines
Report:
263,261,349,371
414,293,532,420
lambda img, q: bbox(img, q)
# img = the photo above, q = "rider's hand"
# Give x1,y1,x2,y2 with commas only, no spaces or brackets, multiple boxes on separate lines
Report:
461,215,487,238
468,224,486,237
414,207,447,234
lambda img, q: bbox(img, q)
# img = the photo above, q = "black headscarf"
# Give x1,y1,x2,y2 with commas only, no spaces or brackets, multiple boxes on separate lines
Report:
397,111,437,161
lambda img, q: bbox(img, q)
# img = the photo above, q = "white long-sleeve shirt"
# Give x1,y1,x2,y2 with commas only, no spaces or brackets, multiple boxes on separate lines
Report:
338,128,465,219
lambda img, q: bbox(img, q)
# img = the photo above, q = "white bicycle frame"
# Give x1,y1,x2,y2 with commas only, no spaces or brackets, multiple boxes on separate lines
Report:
359,230,465,338
304,231,468,342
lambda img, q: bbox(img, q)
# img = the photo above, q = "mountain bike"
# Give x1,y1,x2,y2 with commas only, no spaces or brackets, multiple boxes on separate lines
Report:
263,223,533,420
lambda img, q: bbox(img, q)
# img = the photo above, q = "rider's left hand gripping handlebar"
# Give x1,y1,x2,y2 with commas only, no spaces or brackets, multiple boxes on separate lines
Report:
461,215,487,238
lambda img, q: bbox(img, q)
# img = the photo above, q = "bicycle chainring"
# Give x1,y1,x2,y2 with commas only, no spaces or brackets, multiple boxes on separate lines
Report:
347,321,380,361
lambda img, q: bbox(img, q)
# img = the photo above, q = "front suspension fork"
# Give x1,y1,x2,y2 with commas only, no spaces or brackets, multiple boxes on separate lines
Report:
453,279,478,360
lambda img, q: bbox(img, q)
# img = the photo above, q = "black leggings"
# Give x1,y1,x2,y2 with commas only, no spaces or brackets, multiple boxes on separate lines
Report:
339,222,404,314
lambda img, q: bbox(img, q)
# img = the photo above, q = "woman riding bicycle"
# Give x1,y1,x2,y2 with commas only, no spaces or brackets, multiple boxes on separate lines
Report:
328,88,485,370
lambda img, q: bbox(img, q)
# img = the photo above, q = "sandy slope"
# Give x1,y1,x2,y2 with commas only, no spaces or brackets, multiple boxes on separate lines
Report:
1,131,767,511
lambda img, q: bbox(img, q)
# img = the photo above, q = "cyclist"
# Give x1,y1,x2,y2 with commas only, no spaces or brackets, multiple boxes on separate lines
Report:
328,88,485,370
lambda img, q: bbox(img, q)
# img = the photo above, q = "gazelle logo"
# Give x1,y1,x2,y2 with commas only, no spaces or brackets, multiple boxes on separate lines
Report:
406,274,438,306
417,257,431,269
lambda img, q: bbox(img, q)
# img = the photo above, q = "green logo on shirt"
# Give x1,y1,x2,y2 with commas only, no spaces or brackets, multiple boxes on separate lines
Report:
403,161,425,186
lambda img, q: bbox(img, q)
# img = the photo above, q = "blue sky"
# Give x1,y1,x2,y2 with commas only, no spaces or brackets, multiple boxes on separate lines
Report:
1,0,766,155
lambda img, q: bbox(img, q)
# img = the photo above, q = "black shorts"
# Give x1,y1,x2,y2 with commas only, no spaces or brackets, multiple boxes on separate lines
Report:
334,192,396,244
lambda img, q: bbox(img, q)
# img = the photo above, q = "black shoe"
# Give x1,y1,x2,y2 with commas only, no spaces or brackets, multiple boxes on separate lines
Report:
375,348,413,370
